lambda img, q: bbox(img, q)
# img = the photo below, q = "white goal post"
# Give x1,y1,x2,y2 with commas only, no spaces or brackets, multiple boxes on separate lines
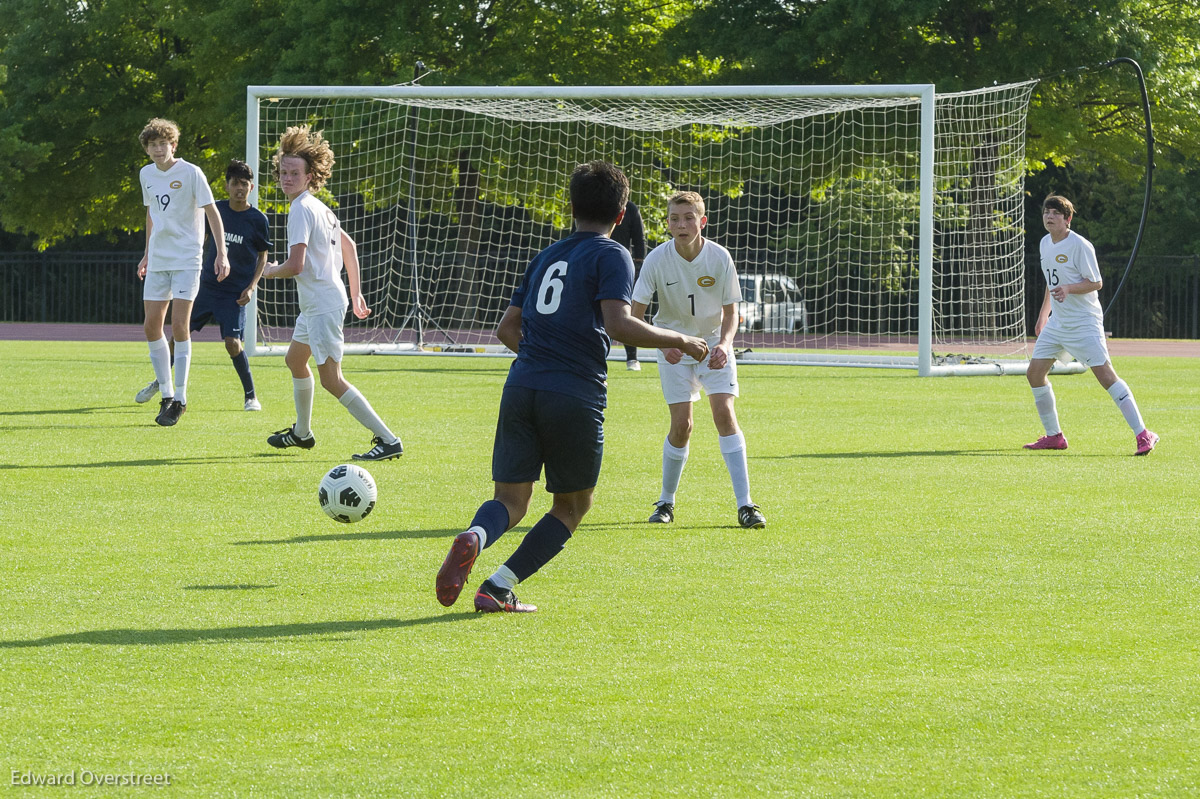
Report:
246,82,1080,376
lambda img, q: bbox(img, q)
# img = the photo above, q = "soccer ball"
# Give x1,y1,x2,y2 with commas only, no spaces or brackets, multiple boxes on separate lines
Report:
318,464,377,523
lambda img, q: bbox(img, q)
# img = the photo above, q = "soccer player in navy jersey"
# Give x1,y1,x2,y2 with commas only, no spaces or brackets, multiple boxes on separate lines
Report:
137,160,271,411
435,161,710,613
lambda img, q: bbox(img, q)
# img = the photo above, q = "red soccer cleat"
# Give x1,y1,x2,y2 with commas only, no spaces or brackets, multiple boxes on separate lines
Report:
436,531,480,607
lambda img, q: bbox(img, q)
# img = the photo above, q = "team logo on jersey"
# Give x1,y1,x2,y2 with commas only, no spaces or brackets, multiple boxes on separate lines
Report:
697,276,716,288
1055,254,1068,263
169,180,183,189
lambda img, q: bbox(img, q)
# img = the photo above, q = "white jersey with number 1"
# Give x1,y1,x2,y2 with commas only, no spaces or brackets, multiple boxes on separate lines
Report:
632,238,742,358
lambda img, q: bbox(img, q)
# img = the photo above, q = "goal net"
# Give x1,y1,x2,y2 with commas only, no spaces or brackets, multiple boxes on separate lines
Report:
247,82,1045,375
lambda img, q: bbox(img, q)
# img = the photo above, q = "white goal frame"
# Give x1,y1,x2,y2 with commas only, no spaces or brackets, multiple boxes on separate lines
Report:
246,84,1080,377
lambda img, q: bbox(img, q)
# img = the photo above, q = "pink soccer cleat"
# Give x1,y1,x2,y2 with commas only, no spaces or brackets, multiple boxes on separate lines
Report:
1023,432,1068,451
1134,429,1159,456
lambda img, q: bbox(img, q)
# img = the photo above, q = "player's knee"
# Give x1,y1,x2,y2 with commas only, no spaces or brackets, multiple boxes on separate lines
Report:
224,338,242,356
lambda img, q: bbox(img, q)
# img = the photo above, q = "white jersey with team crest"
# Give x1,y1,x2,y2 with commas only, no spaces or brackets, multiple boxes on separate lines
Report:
287,190,349,316
632,238,742,362
1039,230,1104,332
140,159,215,272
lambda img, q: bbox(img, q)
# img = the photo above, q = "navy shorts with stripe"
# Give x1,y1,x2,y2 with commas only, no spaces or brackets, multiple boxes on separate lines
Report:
492,385,605,494
189,288,247,341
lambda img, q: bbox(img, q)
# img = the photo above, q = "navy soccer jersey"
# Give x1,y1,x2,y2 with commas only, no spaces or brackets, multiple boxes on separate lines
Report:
202,200,271,295
505,231,635,406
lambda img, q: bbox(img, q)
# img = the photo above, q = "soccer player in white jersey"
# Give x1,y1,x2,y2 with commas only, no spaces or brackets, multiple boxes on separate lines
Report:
1024,194,1158,455
136,118,228,427
631,192,766,528
261,126,404,462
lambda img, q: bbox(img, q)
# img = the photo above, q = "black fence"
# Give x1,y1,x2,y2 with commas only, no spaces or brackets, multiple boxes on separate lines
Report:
1024,254,1200,339
2,250,1199,340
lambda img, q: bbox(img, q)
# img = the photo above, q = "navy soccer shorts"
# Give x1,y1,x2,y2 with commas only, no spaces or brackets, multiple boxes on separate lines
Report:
189,287,247,341
492,385,605,494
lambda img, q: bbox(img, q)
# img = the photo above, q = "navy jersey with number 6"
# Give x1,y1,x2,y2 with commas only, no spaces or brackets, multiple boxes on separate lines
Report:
504,231,635,407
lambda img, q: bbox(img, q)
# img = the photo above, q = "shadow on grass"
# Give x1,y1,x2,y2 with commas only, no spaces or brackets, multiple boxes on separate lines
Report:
233,528,462,545
0,613,479,648
760,449,1025,459
183,584,277,591
0,405,139,417
0,452,285,471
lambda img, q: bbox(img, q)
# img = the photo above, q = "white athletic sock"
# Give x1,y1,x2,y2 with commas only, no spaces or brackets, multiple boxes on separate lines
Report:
1031,384,1061,436
489,564,519,591
338,386,399,443
172,338,191,405
719,431,752,509
147,337,174,399
660,437,689,504
468,525,488,550
293,375,315,438
1106,379,1146,434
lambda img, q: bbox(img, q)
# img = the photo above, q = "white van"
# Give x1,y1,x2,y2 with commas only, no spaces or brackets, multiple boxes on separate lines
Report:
737,273,808,333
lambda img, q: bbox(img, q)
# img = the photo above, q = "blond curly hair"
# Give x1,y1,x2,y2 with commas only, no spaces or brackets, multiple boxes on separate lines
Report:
139,118,180,148
272,126,334,190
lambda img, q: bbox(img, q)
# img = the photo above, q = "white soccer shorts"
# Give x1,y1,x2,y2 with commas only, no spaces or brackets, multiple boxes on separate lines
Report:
656,352,739,405
143,269,201,302
292,308,347,366
1031,325,1111,367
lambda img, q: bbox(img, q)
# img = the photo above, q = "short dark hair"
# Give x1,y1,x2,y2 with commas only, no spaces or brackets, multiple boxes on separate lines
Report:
1042,194,1075,219
225,159,254,183
569,161,630,225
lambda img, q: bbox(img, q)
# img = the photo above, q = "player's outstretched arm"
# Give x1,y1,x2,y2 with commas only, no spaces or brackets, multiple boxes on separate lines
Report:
263,243,306,280
601,300,707,361
496,305,522,352
340,231,370,319
203,203,229,281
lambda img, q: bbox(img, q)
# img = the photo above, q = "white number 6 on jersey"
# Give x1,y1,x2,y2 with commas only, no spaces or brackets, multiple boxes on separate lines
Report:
535,260,568,314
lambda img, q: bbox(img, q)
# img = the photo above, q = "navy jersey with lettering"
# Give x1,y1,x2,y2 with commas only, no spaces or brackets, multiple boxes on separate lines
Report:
505,231,635,406
202,201,271,296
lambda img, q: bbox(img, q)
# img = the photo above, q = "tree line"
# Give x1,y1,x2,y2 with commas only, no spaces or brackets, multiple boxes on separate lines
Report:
1,0,1197,266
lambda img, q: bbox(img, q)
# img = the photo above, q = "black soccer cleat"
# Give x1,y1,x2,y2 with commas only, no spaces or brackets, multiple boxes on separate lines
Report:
155,398,186,427
738,503,766,529
267,425,315,450
474,579,537,614
648,501,674,524
352,436,404,461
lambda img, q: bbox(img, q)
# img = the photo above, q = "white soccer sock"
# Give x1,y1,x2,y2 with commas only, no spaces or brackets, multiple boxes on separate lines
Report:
293,375,315,438
468,525,488,550
147,337,174,399
1031,384,1061,436
719,431,752,509
1106,379,1146,434
172,338,191,405
660,437,689,504
489,564,519,591
339,385,399,443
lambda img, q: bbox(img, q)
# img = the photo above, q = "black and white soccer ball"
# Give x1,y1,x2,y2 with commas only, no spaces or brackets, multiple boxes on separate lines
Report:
318,464,377,523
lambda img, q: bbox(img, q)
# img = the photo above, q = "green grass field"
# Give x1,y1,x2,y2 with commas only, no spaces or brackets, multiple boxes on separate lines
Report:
1,341,1197,797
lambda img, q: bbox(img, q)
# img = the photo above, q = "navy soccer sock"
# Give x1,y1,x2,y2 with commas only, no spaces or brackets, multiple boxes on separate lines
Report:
503,513,572,583
231,350,255,398
471,499,510,550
